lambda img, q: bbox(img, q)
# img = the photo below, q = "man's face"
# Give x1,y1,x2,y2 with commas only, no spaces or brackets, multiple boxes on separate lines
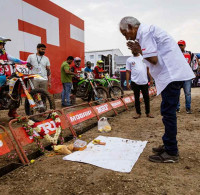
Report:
99,63,103,68
87,64,91,68
0,43,4,50
75,60,81,67
37,47,46,55
178,44,186,52
120,26,137,41
68,59,73,64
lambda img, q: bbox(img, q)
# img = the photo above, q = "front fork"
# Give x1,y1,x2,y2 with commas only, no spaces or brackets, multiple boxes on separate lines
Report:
90,81,98,97
19,78,36,108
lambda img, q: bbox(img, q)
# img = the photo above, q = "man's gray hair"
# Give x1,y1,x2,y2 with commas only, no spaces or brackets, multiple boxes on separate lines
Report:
119,16,140,30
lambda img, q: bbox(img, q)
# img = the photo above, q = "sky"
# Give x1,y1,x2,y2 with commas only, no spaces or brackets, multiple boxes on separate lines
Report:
51,0,200,56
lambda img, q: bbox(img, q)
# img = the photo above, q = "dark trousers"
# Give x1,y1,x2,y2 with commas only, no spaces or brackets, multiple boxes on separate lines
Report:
161,81,184,155
131,82,150,115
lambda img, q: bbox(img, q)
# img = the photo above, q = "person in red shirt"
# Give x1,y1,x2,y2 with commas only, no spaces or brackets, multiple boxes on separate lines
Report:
93,60,107,79
0,37,27,118
70,57,82,102
177,40,198,114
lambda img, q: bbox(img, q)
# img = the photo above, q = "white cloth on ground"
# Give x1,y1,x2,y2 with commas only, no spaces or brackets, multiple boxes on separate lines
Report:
63,136,147,173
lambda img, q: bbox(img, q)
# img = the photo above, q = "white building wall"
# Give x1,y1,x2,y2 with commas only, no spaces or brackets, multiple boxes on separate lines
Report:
85,49,123,72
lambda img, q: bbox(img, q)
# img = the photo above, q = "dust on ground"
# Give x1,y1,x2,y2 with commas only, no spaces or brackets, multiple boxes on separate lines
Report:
0,88,200,195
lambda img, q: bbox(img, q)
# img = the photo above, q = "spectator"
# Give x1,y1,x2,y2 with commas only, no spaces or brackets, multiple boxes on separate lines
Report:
176,40,198,113
27,44,51,91
84,61,92,73
60,56,76,107
120,16,194,163
126,49,154,119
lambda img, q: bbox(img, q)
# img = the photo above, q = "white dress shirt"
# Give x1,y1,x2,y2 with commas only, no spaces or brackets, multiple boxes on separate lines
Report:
136,24,195,95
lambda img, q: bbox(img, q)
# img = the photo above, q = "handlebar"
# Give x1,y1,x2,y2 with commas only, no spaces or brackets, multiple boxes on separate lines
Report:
0,61,15,66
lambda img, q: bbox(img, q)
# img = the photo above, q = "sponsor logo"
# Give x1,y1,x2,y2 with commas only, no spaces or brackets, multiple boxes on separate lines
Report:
111,101,122,108
37,121,56,134
96,104,109,114
70,111,92,122
0,140,3,147
132,62,136,66
124,97,131,103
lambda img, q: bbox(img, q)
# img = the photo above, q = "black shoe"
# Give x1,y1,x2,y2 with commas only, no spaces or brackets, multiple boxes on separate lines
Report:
186,108,192,114
152,145,165,153
149,151,179,163
176,109,180,113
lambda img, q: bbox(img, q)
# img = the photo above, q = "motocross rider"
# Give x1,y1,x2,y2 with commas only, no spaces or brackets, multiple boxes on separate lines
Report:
0,36,27,118
71,57,82,102
93,60,107,79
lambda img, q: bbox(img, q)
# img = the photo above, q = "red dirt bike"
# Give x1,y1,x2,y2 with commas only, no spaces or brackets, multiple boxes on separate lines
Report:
0,61,55,121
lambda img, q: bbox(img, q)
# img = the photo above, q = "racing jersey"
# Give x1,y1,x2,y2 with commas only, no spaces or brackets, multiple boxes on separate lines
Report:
0,51,27,76
71,65,81,82
93,66,104,79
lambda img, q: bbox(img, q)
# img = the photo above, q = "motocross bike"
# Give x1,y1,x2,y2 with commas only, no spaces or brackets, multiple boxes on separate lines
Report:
96,73,124,99
0,61,55,121
72,72,109,104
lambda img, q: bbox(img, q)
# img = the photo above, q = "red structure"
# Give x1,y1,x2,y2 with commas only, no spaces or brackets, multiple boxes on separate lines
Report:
18,0,84,94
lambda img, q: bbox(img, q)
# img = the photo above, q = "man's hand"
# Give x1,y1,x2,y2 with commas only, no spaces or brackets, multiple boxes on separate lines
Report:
127,41,141,54
150,79,154,87
127,82,131,90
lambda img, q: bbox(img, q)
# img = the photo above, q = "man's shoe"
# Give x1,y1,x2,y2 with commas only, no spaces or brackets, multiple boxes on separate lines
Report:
176,109,180,113
186,108,192,114
152,145,165,153
149,151,179,163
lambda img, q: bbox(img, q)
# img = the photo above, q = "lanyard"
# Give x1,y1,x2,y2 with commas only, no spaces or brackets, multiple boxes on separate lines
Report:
36,54,43,65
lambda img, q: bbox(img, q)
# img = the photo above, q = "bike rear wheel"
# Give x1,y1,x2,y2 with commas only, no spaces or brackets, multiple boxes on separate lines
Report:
25,89,55,122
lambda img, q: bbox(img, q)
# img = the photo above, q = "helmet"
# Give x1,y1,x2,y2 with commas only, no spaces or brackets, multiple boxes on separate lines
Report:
74,57,81,62
74,57,81,67
0,36,11,48
97,60,104,66
86,61,91,65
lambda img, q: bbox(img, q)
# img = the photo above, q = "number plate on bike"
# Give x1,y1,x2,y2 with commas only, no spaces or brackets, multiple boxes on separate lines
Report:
15,64,29,74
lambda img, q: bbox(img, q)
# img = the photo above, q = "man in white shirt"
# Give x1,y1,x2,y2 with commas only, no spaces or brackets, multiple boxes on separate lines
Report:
126,50,154,119
120,16,195,163
27,44,51,90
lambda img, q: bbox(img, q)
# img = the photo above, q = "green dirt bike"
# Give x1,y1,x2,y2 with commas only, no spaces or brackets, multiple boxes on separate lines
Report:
96,73,124,98
72,72,109,104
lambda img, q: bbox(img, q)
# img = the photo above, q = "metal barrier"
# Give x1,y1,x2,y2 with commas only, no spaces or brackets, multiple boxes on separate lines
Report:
8,110,74,164
0,125,25,165
6,87,157,165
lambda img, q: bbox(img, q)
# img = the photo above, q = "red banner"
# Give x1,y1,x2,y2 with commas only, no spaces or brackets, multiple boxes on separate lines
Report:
93,103,112,115
130,96,135,102
123,97,134,104
14,119,57,147
110,99,124,109
0,133,12,155
66,108,96,126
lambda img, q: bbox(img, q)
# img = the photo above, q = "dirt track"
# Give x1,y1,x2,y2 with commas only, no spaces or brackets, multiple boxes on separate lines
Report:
0,88,200,195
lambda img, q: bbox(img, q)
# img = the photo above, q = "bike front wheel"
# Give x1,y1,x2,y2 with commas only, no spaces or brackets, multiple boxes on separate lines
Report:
109,85,124,99
92,86,109,104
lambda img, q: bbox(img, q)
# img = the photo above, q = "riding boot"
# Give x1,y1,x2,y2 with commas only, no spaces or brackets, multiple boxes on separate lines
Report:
8,108,20,118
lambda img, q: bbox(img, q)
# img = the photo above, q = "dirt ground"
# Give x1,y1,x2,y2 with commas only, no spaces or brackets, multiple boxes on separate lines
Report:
0,88,200,195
